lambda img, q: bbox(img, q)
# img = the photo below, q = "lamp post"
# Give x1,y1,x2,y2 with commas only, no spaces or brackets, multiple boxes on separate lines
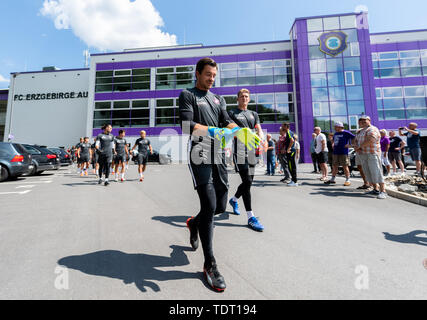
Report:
7,72,19,142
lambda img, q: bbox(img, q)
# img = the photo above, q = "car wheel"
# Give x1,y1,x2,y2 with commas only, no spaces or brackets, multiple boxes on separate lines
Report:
0,165,9,182
30,165,37,176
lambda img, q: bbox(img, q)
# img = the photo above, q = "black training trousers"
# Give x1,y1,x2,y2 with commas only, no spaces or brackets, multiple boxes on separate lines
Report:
98,154,112,179
235,165,255,212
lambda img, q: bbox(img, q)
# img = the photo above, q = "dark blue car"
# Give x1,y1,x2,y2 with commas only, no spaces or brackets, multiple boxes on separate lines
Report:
0,142,33,182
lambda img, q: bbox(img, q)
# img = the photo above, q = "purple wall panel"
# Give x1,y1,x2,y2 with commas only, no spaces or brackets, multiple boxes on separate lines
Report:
378,119,427,129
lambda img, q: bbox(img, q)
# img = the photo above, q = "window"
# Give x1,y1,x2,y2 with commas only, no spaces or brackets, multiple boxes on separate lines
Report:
307,18,323,32
313,102,329,116
340,15,356,29
95,70,113,92
347,100,365,115
328,72,345,87
383,87,403,98
155,98,179,126
323,17,340,30
344,57,361,71
310,59,327,73
326,59,344,72
345,71,355,86
404,86,425,97
311,73,327,87
329,101,347,115
131,100,150,128
350,42,360,56
346,86,363,100
132,68,150,91
95,68,150,92
156,66,195,90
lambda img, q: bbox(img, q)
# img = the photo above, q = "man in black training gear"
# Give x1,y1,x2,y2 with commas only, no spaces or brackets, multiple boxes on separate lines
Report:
95,124,115,186
131,130,153,182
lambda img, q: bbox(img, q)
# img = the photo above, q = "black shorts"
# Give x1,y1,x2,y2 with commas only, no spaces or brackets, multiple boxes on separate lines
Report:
80,155,90,163
316,151,328,164
137,154,148,165
114,154,126,164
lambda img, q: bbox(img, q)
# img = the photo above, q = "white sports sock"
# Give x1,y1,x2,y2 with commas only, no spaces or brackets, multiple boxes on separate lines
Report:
247,211,255,219
232,196,238,202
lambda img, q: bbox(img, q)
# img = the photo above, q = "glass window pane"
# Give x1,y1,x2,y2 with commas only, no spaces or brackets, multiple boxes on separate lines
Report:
404,86,425,97
176,66,194,73
383,87,403,98
329,101,347,115
276,103,289,114
313,102,330,116
131,109,149,118
132,82,150,90
132,100,149,108
95,102,111,110
96,77,113,84
112,109,130,119
111,119,130,127
276,93,292,103
311,73,327,87
238,77,256,86
257,104,275,114
113,101,130,109
379,68,401,78
130,118,150,127
95,85,112,92
238,69,255,77
346,86,364,100
327,58,344,72
314,116,331,132
406,108,427,119
400,59,421,67
157,67,174,74
114,70,131,76
308,32,323,45
401,67,422,77
274,75,291,84
400,50,420,58
309,46,325,59
256,68,274,76
307,18,323,32
156,99,174,107
383,98,404,109
156,108,176,118
256,76,274,85
257,94,274,104
113,83,131,92
221,78,238,86
258,114,277,123
113,76,132,83
238,62,255,69
344,57,361,71
347,100,365,114
312,87,329,102
405,97,426,109
345,71,355,85
132,75,150,82
379,60,399,68
273,60,287,68
329,87,346,101
379,52,399,60
310,59,327,73
340,15,356,29
221,70,238,78
94,110,111,120
132,68,150,75
221,63,237,70
328,72,345,87
350,42,360,56
96,71,113,77
256,60,273,68
376,88,382,98
323,17,340,30
344,29,358,42
384,109,405,120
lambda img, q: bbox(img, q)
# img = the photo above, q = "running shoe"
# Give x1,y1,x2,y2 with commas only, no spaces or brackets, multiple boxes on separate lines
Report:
203,263,226,292
115,177,119,182
80,172,84,177
121,178,125,182
343,181,351,186
248,216,264,232
98,178,103,185
85,171,88,176
287,181,298,187
324,180,336,185
104,180,110,186
229,198,240,215
356,185,370,190
186,217,199,250
366,189,380,195
377,192,387,199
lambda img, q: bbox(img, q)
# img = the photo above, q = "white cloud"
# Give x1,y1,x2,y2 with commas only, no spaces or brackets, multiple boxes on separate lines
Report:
40,0,177,51
0,74,9,83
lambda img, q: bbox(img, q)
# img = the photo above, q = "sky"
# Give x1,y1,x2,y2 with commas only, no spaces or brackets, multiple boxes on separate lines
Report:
1,0,427,89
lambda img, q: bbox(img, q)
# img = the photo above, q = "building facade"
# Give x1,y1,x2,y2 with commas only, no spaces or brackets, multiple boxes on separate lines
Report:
3,12,427,162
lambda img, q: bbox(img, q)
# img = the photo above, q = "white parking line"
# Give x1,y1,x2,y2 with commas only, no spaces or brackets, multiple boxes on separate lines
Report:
0,190,31,195
3,180,52,185
15,185,35,189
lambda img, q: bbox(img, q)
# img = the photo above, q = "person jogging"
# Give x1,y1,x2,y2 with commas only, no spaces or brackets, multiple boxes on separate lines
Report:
77,137,92,177
95,124,115,186
75,137,84,174
114,130,129,182
228,88,265,232
179,57,260,292
131,130,153,182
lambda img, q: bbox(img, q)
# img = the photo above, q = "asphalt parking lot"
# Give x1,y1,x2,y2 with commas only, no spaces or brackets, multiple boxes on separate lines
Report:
0,163,426,300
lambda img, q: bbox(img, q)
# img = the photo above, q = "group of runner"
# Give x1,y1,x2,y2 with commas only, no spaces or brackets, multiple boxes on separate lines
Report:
73,129,153,186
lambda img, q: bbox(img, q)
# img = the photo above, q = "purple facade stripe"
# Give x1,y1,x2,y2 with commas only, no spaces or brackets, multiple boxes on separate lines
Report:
378,119,427,129
96,51,292,71
374,76,427,87
94,84,294,101
371,40,427,53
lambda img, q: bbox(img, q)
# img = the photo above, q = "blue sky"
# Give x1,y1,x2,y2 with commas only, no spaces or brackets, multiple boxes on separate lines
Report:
1,0,427,89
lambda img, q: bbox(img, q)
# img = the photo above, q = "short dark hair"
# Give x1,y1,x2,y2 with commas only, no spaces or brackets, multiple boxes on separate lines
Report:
101,124,112,130
118,129,125,135
196,58,218,75
282,122,290,128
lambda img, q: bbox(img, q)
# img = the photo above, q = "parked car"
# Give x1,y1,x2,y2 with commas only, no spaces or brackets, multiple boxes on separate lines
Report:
48,147,72,166
0,142,33,182
22,144,61,175
132,150,172,165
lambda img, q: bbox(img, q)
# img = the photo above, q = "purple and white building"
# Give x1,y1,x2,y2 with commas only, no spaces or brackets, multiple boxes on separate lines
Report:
3,12,427,162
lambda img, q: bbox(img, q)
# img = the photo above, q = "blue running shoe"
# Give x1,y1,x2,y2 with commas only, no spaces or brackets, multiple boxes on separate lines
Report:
248,217,264,232
229,198,240,215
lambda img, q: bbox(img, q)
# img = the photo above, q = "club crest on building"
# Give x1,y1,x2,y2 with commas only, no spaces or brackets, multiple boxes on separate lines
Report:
318,31,348,57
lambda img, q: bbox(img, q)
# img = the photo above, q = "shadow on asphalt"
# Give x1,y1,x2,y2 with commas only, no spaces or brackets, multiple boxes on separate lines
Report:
383,230,427,247
58,245,204,293
152,212,249,230
309,187,369,198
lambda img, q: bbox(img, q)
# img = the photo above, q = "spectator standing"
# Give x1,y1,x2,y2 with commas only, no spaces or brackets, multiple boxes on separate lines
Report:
327,132,334,172
324,122,355,186
354,115,386,199
388,130,406,175
310,132,319,173
399,123,422,176
266,134,276,176
380,129,391,177
314,127,329,181
277,127,291,182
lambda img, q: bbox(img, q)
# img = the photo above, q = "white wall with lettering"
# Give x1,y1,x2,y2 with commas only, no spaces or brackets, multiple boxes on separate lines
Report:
4,69,90,147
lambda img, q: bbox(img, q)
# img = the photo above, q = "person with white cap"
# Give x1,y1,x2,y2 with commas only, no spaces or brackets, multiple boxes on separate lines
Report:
324,121,355,186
